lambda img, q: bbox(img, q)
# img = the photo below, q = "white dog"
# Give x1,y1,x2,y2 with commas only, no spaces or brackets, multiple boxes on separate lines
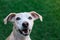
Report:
4,11,43,40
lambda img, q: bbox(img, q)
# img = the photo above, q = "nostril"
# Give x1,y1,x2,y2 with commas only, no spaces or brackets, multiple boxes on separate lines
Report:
22,22,29,27
26,23,29,26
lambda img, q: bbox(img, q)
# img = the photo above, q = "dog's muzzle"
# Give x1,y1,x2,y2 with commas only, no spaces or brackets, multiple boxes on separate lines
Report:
18,22,30,36
18,29,30,36
22,22,29,28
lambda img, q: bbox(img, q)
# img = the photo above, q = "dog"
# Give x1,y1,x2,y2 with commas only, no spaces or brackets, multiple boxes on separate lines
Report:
4,11,43,40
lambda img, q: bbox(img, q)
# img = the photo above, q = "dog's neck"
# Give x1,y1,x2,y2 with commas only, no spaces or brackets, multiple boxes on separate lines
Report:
13,26,31,40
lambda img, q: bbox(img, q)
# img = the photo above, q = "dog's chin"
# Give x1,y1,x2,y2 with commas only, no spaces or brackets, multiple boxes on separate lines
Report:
18,29,30,36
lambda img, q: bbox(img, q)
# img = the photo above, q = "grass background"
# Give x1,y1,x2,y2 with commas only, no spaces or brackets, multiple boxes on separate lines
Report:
0,0,60,40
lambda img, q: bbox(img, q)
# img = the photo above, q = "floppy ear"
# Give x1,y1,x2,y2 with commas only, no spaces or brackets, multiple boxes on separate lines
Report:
30,11,43,22
4,13,16,24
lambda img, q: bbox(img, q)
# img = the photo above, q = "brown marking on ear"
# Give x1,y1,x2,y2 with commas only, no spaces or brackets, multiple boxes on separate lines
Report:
30,11,43,21
7,14,16,21
31,12,39,19
4,13,16,24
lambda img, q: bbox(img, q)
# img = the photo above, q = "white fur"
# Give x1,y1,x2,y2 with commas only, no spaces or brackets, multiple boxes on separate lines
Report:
4,11,43,40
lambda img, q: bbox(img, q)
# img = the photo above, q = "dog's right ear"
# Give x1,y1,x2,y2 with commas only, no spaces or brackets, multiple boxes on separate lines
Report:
4,13,16,24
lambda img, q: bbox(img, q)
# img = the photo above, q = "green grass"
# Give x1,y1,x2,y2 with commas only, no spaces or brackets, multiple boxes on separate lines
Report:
0,0,60,40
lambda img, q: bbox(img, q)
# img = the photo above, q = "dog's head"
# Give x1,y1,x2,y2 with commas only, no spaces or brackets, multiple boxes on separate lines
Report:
4,11,43,36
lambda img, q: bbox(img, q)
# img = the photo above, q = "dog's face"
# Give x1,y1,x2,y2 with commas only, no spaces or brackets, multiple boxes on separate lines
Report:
14,13,35,36
4,11,43,36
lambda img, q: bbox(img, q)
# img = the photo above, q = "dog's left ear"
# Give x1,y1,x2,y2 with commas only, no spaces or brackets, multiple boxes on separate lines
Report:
30,11,43,22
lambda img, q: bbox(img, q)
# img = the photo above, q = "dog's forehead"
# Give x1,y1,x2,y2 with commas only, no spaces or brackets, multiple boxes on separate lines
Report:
16,12,31,17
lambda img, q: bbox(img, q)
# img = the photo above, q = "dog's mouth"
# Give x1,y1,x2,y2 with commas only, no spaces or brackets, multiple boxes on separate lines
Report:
18,29,30,36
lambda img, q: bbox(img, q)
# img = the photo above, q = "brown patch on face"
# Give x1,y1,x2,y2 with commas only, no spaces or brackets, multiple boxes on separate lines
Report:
7,14,16,21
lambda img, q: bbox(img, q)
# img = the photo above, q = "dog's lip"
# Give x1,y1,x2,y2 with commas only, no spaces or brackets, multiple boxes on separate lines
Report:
22,29,28,33
18,29,30,36
18,29,23,34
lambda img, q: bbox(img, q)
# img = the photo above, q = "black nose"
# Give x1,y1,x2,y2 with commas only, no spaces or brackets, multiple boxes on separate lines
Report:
22,22,29,28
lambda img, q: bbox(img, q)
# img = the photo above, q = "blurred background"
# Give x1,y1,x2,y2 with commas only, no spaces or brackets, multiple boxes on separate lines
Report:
0,0,60,40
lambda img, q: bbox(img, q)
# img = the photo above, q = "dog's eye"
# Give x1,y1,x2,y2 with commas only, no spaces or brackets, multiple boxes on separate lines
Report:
16,17,21,20
28,16,32,20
